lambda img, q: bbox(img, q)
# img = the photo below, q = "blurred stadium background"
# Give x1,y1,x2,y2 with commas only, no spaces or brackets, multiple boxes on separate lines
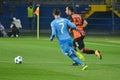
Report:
0,0,120,36
0,1,120,80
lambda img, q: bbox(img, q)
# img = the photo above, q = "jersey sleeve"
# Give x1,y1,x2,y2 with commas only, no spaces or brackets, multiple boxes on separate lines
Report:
10,23,14,28
67,19,78,31
50,22,56,40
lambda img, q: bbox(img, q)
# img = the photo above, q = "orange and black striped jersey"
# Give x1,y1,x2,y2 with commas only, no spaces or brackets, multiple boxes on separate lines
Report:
68,14,85,39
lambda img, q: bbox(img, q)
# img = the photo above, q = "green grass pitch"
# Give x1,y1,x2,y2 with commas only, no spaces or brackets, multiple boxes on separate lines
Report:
0,36,120,80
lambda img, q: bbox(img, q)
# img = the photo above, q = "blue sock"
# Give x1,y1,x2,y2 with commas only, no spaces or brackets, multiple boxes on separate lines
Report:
69,53,84,66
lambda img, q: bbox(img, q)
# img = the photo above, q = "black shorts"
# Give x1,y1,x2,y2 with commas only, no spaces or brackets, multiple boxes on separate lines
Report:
12,27,19,34
73,36,85,50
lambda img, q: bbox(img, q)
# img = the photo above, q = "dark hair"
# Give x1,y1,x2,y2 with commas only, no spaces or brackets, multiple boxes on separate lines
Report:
53,8,61,15
67,6,74,12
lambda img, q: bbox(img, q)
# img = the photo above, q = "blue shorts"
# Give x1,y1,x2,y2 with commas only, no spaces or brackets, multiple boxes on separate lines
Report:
59,39,76,56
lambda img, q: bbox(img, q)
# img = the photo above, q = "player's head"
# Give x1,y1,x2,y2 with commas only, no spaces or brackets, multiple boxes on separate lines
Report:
53,8,61,18
65,6,74,15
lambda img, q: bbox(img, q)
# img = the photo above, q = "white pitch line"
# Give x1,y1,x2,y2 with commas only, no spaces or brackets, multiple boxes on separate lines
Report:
107,41,120,43
86,42,120,47
0,61,119,65
0,61,65,64
41,38,120,47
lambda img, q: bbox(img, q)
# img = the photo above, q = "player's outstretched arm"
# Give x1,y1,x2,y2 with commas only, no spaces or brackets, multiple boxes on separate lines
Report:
67,19,78,31
67,19,85,36
50,23,56,41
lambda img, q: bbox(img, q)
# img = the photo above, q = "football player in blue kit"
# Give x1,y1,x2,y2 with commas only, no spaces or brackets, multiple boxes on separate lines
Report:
50,9,88,70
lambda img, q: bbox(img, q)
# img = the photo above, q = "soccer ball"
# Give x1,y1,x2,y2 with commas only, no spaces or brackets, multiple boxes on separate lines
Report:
14,56,23,64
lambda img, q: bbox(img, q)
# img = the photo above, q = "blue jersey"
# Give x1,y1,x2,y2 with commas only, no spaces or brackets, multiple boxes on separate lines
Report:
50,17,78,43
